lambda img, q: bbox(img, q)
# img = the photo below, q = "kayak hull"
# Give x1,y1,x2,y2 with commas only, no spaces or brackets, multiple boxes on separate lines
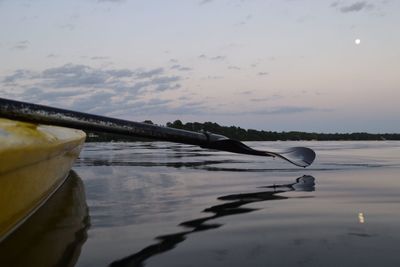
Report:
0,118,86,241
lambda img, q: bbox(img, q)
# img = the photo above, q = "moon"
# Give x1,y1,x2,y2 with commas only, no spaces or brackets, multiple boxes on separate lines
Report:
355,39,361,45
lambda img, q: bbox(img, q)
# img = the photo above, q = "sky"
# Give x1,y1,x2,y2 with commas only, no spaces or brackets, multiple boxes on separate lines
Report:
1,0,399,133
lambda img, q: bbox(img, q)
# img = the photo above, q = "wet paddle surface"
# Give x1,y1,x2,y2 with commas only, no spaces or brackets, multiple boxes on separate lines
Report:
2,141,400,266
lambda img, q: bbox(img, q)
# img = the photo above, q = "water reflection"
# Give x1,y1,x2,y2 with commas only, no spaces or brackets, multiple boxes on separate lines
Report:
77,158,240,169
0,171,90,267
110,175,315,267
78,142,324,172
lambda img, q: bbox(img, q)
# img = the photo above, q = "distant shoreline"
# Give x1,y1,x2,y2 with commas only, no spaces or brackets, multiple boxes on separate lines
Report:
85,120,400,142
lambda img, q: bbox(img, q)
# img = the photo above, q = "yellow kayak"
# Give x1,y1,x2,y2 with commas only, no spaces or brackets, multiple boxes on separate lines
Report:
0,118,86,241
0,171,89,266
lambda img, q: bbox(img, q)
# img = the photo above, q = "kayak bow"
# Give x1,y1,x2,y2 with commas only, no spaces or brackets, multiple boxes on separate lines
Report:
0,118,86,241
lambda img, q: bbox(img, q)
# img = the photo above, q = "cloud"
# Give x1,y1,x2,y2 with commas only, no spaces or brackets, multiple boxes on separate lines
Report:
178,67,192,71
0,66,329,119
266,107,319,115
69,91,117,112
341,2,369,12
251,97,270,102
98,0,126,3
235,14,253,26
333,1,374,13
107,99,207,117
0,63,185,115
20,87,85,103
237,106,329,116
250,94,282,102
199,0,213,5
41,64,111,88
12,40,29,50
150,76,181,91
331,1,339,8
3,69,35,83
91,56,109,60
198,54,226,62
134,100,206,115
174,105,331,117
210,56,226,61
136,67,164,79
1,64,326,121
60,24,75,31
164,102,207,115
105,69,134,78
238,90,252,95
170,65,192,71
202,75,223,80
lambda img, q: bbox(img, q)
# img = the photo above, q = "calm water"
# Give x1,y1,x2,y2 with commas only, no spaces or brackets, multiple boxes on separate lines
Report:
1,141,400,267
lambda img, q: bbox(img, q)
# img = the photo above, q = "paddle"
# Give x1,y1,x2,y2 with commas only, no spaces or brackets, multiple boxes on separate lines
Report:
0,98,316,167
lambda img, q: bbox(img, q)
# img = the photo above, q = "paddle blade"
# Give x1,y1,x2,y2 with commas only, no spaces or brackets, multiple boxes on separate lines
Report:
203,139,316,168
276,147,316,168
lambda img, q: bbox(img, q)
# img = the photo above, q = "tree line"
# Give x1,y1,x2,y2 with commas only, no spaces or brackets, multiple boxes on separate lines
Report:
165,120,400,141
86,119,400,142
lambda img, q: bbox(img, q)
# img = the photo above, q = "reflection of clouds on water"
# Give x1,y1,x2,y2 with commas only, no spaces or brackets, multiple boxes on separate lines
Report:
80,168,189,227
70,141,400,266
77,143,318,229
77,142,221,168
109,175,315,267
77,142,400,173
77,142,305,172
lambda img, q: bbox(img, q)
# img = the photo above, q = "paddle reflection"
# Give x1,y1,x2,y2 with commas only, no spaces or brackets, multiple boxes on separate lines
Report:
110,175,315,267
0,171,90,267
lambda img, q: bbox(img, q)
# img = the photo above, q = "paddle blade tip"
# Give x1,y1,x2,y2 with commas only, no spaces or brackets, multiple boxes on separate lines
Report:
281,147,316,168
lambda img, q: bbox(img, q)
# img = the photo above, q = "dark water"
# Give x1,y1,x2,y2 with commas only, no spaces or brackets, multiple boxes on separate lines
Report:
1,141,400,267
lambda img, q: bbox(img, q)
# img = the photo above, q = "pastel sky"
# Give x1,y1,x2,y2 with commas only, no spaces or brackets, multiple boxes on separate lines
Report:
1,0,399,133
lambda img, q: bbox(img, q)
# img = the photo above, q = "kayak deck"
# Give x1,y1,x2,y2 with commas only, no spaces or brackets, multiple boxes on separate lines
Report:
0,118,86,241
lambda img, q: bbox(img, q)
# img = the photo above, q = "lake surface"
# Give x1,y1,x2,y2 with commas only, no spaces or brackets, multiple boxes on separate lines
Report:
1,141,400,267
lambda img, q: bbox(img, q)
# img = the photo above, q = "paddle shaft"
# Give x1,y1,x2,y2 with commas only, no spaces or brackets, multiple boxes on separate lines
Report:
0,98,213,146
0,98,318,167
